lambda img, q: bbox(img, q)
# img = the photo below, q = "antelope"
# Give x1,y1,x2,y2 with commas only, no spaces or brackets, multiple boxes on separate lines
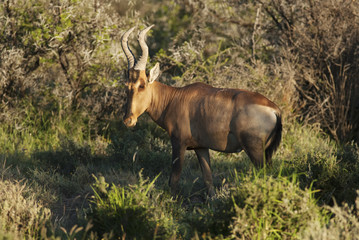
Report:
121,25,282,195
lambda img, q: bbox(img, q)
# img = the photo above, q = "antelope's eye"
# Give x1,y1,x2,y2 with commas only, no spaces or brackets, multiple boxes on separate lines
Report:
139,84,145,89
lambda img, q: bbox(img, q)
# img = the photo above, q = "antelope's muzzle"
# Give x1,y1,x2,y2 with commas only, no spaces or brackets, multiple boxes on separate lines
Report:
123,114,137,127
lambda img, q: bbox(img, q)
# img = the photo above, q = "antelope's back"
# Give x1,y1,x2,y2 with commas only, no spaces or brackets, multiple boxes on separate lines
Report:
170,83,280,152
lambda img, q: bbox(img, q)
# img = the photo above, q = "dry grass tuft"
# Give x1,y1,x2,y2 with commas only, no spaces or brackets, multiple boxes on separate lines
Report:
0,179,51,238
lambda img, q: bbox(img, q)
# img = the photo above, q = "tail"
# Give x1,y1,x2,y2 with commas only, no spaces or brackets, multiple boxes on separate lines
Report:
265,112,282,164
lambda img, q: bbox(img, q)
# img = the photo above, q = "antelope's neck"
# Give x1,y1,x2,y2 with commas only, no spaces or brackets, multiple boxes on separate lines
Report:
146,81,176,129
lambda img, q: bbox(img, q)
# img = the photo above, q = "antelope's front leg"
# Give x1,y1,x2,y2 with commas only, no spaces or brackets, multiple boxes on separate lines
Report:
169,137,186,195
195,148,214,196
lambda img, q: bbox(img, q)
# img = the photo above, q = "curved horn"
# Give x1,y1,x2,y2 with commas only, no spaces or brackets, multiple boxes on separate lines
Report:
121,27,136,69
134,25,154,70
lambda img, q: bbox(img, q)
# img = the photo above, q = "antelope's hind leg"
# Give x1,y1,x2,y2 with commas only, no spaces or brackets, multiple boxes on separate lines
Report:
241,136,268,168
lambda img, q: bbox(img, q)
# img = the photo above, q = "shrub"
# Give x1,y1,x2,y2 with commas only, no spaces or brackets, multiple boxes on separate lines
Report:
0,0,130,125
260,0,359,142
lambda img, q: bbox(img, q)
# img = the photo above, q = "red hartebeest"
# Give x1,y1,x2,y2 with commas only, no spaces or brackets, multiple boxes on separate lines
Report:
121,25,282,195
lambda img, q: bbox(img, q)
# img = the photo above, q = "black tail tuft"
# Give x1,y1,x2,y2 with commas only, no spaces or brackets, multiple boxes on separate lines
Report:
265,112,282,164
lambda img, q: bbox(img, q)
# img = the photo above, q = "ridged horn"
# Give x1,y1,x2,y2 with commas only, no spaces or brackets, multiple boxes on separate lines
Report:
121,27,136,70
134,25,154,70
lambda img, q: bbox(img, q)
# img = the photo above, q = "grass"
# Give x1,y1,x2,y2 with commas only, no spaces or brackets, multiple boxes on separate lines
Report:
1,111,359,239
0,87,358,239
89,173,178,239
229,171,327,239
1,0,359,238
0,179,51,239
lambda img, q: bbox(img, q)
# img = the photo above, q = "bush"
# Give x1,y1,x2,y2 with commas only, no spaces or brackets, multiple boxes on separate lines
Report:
260,0,359,142
0,0,127,124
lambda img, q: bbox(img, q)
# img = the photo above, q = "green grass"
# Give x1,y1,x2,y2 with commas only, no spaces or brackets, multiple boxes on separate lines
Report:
1,113,358,239
1,106,359,239
89,173,179,239
1,0,359,238
229,171,328,239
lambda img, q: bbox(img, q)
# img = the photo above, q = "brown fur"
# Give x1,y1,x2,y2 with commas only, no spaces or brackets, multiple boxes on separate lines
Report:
124,73,282,195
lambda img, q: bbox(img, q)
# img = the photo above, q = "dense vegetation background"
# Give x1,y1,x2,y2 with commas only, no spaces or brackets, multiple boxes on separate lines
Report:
1,0,359,239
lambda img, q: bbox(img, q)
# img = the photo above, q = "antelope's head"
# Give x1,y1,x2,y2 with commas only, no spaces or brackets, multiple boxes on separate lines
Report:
121,25,160,127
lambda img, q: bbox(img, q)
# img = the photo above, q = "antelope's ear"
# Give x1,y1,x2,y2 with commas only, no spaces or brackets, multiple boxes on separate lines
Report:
148,63,160,84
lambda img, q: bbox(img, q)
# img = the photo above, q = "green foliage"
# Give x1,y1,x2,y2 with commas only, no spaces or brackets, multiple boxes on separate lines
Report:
0,0,125,116
281,122,359,205
1,0,359,239
229,172,327,239
107,118,172,177
0,108,90,156
88,173,178,239
182,171,329,239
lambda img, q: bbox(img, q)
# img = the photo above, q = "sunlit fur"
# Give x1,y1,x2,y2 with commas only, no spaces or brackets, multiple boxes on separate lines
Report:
122,27,282,195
